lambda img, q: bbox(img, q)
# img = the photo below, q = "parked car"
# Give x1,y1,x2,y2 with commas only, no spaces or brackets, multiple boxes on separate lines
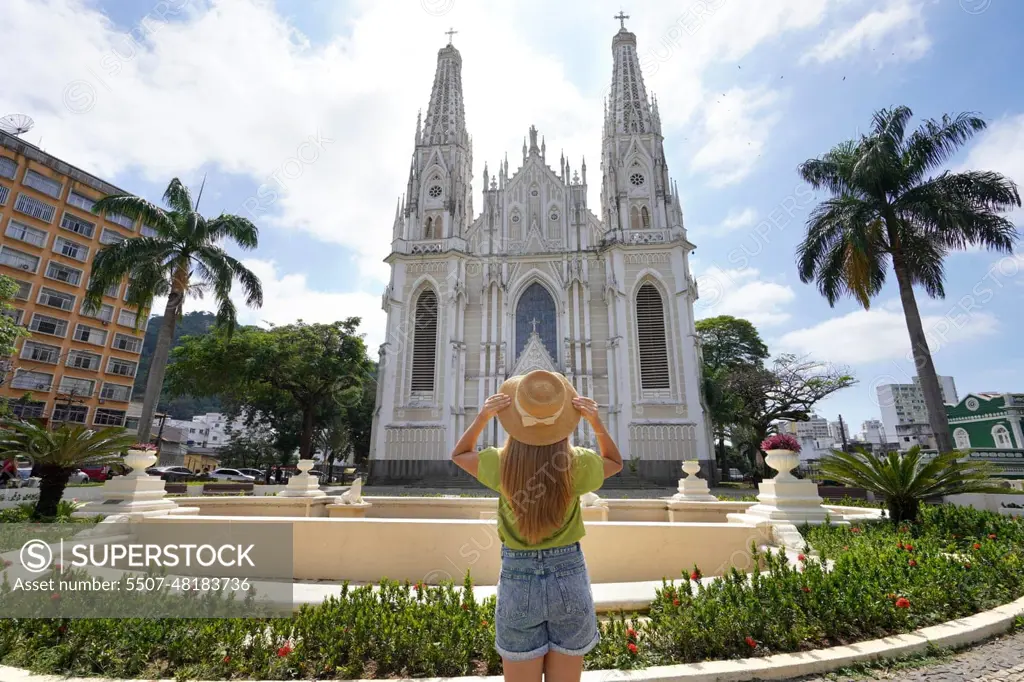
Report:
80,463,129,482
145,466,195,482
67,469,90,484
236,468,265,480
727,468,744,482
208,468,256,482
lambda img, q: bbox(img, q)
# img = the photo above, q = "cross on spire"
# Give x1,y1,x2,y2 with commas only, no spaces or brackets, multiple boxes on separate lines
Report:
445,27,458,44
530,318,539,334
614,11,629,30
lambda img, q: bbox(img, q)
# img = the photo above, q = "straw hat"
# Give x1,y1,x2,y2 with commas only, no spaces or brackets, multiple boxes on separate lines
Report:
497,370,581,446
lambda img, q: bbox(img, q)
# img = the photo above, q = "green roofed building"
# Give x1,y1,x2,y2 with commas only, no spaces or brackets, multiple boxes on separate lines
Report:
946,393,1024,450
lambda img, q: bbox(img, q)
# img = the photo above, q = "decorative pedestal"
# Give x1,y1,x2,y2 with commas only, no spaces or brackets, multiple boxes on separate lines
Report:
325,477,370,517
671,461,718,502
278,459,326,498
727,450,829,531
76,448,180,517
580,492,609,522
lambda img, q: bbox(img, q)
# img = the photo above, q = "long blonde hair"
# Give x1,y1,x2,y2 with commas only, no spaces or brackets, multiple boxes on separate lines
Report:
499,437,574,544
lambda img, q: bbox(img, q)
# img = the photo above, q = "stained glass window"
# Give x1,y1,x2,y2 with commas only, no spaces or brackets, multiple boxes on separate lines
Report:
515,283,557,360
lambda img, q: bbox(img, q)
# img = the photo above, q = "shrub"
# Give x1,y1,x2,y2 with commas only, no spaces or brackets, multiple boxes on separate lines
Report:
761,433,801,452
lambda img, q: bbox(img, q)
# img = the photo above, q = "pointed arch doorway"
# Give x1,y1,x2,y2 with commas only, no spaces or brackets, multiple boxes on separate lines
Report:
514,282,558,365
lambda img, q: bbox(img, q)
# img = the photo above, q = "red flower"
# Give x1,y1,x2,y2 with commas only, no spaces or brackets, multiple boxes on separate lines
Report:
908,559,917,567
460,603,468,611
480,620,488,627
896,541,903,550
964,562,972,569
50,593,61,601
745,636,757,648
851,527,861,533
627,642,638,655
797,554,806,562
895,597,910,609
626,627,638,639
672,598,681,606
801,586,811,593
904,544,913,552
988,534,997,540
414,582,423,591
973,543,982,550
222,656,231,664
277,644,292,657
690,569,702,581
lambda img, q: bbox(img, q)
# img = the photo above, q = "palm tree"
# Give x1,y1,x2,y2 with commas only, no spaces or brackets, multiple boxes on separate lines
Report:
86,179,264,442
798,107,1020,453
0,421,137,518
818,446,1004,523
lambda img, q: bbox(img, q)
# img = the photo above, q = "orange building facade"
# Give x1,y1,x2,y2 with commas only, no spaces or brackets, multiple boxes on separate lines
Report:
0,130,147,429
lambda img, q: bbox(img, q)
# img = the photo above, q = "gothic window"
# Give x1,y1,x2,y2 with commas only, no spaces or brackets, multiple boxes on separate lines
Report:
992,424,1013,448
423,217,434,239
515,283,557,360
629,172,646,187
641,205,651,229
428,185,442,199
636,283,670,390
411,290,438,394
630,206,641,231
530,187,540,197
953,428,971,450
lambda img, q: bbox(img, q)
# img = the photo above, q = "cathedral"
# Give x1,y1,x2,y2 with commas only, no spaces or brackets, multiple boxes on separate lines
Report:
369,20,712,485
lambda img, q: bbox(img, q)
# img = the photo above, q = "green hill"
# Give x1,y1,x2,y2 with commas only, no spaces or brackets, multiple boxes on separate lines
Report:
134,311,222,420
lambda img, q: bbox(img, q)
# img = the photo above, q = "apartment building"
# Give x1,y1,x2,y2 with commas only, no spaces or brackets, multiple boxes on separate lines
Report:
0,130,148,429
877,375,958,450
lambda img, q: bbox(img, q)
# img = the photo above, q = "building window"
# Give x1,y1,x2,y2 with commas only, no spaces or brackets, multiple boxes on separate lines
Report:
0,156,17,180
60,212,96,239
427,185,442,199
45,260,83,286
107,357,137,377
23,170,63,199
5,219,48,247
106,212,134,229
953,428,971,450
10,400,46,419
0,185,9,206
99,228,128,245
515,282,557,359
0,246,41,273
94,408,127,427
410,289,438,394
14,194,57,223
630,206,641,230
112,333,143,353
992,424,1013,449
80,301,114,322
37,287,76,312
100,382,132,402
117,309,138,327
66,350,103,371
73,323,107,346
52,405,89,424
3,308,24,325
66,191,96,211
423,217,434,239
53,236,89,262
58,376,95,397
20,341,61,364
10,370,54,391
87,276,119,299
636,283,670,391
12,279,31,301
141,224,158,237
641,205,650,228
29,313,69,337
629,172,646,187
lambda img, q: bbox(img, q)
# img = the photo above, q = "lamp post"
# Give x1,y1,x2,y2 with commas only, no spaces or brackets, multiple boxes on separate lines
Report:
152,412,169,460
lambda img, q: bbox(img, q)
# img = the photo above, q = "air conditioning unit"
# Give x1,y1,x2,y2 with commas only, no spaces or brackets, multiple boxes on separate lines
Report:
101,320,109,325
20,264,30,270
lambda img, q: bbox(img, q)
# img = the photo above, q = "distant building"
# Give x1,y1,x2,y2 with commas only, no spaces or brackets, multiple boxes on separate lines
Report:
785,414,831,441
947,393,1024,450
861,420,885,445
828,420,850,446
166,412,246,448
877,375,958,451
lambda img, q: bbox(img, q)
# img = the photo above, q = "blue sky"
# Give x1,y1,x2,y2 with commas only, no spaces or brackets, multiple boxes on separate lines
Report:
2,0,1022,433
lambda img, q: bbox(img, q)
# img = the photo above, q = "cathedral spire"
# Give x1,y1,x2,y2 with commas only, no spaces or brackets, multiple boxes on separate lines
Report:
606,18,654,135
421,40,468,147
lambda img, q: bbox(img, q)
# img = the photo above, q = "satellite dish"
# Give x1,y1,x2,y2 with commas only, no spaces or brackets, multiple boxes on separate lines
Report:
0,114,35,136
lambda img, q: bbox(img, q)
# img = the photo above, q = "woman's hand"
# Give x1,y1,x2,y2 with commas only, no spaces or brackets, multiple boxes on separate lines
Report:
572,396,601,427
479,393,512,419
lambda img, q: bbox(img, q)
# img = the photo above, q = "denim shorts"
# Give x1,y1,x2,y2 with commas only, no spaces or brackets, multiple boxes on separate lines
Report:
495,542,600,661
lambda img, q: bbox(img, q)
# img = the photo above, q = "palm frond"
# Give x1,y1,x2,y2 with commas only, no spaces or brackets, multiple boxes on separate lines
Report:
0,420,136,469
903,112,987,185
86,237,177,310
92,195,174,233
162,178,195,214
206,214,260,250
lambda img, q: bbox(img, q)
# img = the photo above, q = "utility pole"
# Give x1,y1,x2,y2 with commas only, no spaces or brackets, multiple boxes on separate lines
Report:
838,414,850,453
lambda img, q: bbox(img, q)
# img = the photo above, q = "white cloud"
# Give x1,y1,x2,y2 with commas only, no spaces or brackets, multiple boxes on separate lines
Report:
720,207,758,232
958,113,1024,224
690,86,783,187
694,266,796,326
178,259,387,351
778,307,998,364
801,1,931,65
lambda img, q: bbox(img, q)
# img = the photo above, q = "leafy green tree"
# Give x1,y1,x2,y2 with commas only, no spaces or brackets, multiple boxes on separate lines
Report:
164,320,373,460
819,446,1004,523
0,422,136,518
86,178,264,443
133,311,222,417
216,423,279,471
0,275,30,391
797,107,1020,453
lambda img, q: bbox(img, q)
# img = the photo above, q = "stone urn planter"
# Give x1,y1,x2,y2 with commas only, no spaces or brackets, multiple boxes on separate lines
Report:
124,447,159,478
764,449,800,481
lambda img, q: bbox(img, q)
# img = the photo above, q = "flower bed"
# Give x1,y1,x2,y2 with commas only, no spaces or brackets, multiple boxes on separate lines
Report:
0,506,1021,679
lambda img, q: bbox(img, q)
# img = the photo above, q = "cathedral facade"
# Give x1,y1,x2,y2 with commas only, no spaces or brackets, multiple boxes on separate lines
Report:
369,23,712,484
